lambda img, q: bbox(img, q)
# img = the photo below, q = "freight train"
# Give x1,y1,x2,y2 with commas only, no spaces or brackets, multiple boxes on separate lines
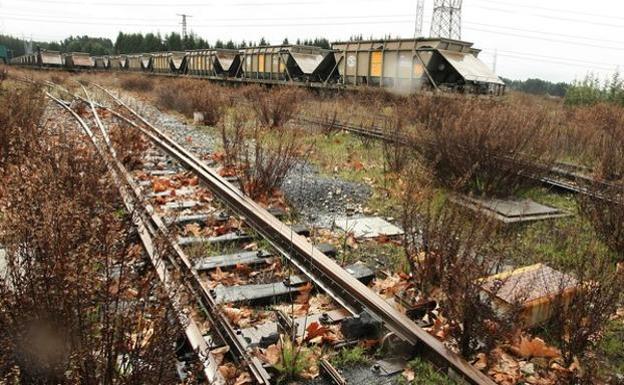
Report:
10,37,505,95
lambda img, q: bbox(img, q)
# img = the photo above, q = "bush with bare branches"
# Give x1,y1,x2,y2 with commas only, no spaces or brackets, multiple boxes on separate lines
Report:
381,114,414,173
0,84,46,169
120,74,155,92
217,111,306,199
578,185,624,264
243,86,307,127
404,95,556,197
545,243,623,376
399,167,518,356
109,121,149,170
0,112,180,383
240,124,306,199
155,79,227,126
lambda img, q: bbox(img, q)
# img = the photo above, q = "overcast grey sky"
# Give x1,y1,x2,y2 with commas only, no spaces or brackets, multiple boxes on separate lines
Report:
0,0,621,83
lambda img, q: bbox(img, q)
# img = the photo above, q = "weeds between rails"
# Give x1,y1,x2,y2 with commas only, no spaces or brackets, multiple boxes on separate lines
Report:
0,86,180,384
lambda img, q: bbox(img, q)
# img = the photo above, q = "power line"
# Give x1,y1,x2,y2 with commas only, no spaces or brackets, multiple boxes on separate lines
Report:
471,4,624,30
473,0,624,22
481,49,621,71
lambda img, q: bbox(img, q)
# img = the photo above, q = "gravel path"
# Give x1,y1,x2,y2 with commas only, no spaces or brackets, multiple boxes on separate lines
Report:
283,163,371,228
117,92,372,228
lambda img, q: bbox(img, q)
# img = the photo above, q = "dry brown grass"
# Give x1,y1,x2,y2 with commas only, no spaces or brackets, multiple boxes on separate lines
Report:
567,103,624,181
120,74,155,92
109,120,149,170
0,84,46,169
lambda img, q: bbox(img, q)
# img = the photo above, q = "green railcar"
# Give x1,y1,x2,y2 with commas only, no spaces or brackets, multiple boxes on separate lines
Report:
0,45,8,64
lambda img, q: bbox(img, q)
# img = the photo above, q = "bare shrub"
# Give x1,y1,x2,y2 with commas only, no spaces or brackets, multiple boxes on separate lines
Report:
243,86,307,127
570,103,624,181
0,84,45,169
218,110,248,167
578,185,624,263
400,167,517,356
109,122,149,170
381,113,414,173
406,95,556,197
155,80,190,113
120,74,155,92
219,113,306,199
316,101,340,136
187,82,226,126
0,124,180,383
155,79,226,126
546,244,624,375
240,124,306,199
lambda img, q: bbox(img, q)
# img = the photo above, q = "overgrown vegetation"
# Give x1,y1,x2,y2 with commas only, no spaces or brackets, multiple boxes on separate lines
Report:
218,111,306,200
155,78,227,126
565,72,624,106
402,96,555,197
0,89,180,383
400,175,517,356
243,86,306,128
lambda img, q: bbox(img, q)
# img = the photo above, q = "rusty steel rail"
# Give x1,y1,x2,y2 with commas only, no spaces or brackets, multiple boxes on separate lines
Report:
45,91,226,384
79,85,272,385
92,83,497,385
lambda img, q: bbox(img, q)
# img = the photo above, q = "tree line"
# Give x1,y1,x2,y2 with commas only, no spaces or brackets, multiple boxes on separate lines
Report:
0,33,332,58
501,77,569,98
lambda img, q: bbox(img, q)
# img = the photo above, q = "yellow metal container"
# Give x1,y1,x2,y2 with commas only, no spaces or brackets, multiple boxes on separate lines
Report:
481,264,578,328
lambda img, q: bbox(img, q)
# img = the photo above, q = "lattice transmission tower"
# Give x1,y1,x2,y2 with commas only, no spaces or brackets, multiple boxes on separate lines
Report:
414,0,425,37
430,0,462,40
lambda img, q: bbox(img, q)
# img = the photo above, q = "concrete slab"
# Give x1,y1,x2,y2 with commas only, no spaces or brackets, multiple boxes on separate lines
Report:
454,196,570,224
0,248,6,276
194,250,273,271
213,262,375,304
334,216,404,239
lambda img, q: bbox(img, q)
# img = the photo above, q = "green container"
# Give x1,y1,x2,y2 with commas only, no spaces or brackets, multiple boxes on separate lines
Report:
0,45,8,63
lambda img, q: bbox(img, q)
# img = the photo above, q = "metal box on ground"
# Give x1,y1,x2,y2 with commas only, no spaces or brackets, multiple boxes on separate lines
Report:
481,264,578,328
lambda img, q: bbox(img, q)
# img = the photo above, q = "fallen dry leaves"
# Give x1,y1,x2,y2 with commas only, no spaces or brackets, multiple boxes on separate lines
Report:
511,335,561,359
372,273,410,298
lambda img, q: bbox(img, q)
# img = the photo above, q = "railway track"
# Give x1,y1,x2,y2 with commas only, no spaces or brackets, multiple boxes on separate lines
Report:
299,115,621,197
37,80,496,385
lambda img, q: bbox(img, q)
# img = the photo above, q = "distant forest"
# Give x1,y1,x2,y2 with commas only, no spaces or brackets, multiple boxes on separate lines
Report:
0,33,331,57
501,77,569,98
